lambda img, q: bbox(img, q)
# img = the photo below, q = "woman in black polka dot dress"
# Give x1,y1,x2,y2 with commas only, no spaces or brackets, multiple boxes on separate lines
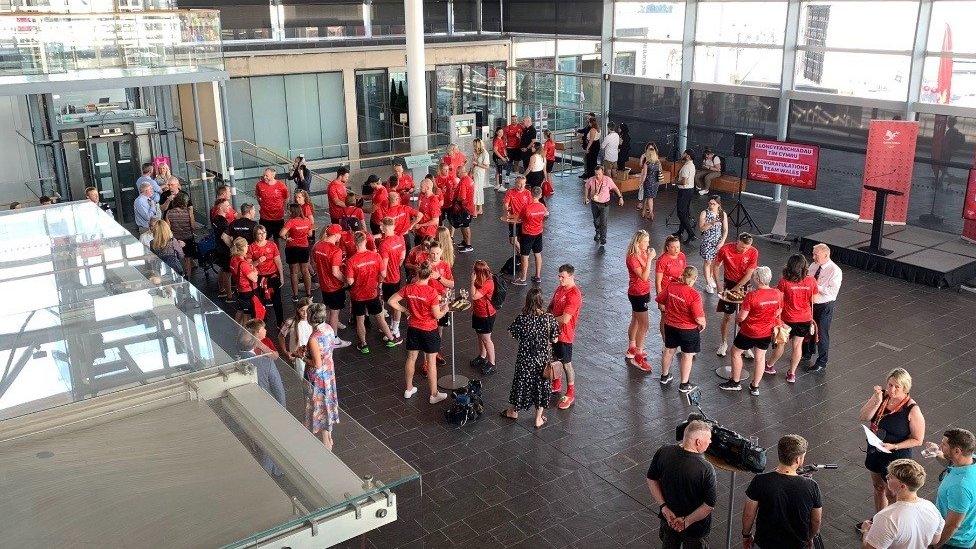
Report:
501,288,559,428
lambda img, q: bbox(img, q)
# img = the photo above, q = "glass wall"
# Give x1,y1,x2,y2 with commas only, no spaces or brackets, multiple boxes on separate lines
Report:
227,72,348,167
282,1,365,39
431,62,507,133
608,81,681,159
693,1,786,87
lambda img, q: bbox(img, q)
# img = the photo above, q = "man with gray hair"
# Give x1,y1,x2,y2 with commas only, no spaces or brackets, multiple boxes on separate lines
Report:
720,265,783,396
804,243,842,372
647,420,717,548
133,181,160,234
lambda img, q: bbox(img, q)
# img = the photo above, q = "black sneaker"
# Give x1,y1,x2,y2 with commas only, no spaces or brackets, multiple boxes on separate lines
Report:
480,362,496,375
470,356,486,368
594,234,599,242
659,373,674,385
531,276,541,284
679,382,698,393
749,384,760,396
459,244,474,253
719,380,741,391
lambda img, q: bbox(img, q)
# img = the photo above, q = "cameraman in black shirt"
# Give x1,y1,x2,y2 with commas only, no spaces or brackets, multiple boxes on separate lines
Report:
648,420,717,548
742,434,823,549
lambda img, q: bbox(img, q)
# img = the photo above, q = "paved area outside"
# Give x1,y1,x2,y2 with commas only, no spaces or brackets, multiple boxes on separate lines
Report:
200,170,976,548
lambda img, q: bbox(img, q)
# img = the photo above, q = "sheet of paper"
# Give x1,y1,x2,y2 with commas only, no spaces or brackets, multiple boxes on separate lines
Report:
863,424,891,453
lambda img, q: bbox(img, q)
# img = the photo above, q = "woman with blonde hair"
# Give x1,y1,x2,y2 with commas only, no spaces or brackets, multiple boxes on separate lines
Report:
304,303,340,450
435,225,455,267
638,144,662,220
150,219,186,275
858,368,925,513
471,138,490,215
656,266,706,392
230,237,257,323
625,230,657,370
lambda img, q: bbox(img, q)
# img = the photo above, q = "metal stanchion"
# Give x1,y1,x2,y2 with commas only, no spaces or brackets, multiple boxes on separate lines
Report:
438,291,470,391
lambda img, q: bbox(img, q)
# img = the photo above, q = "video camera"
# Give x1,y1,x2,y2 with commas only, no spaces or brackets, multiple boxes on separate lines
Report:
675,389,767,474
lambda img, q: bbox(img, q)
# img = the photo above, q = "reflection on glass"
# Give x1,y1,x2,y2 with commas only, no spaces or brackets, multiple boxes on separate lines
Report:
795,51,910,100
613,41,682,80
613,1,685,40
696,1,788,45
694,46,783,87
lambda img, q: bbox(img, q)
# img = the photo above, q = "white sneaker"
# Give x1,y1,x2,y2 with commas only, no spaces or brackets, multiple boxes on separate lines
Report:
716,342,728,357
744,349,755,359
334,338,352,349
698,189,709,195
704,283,716,294
338,321,347,330
404,387,418,399
429,392,448,404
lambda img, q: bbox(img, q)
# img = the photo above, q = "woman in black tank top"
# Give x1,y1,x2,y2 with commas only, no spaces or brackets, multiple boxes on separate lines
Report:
858,368,926,513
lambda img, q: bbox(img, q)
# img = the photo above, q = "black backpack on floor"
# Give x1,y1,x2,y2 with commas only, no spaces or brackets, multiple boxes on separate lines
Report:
490,273,507,309
444,379,484,426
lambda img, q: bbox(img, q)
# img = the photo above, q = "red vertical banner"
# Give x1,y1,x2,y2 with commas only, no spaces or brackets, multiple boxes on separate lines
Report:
859,120,920,224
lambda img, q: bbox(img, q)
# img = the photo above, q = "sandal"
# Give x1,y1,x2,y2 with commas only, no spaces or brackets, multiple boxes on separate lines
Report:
535,416,548,429
500,409,518,420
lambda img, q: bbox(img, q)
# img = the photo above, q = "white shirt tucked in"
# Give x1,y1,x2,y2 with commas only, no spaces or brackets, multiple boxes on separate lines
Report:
808,259,842,304
601,131,620,162
863,499,944,549
677,161,696,189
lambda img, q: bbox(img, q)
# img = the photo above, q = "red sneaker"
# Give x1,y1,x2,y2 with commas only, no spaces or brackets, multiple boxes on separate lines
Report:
626,345,637,359
557,393,575,410
551,377,562,393
634,353,653,372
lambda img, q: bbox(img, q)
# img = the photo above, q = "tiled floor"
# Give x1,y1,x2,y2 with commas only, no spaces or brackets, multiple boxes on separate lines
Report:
204,172,976,548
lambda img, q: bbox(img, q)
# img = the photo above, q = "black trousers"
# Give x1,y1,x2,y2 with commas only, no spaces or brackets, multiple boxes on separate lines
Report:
803,301,834,366
674,187,696,239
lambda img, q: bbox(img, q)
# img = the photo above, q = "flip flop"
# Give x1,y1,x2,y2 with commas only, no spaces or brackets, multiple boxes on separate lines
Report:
535,416,548,429
500,409,518,420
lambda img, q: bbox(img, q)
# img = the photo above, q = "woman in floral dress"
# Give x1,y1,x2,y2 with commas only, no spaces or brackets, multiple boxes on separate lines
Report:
501,288,560,428
304,303,339,450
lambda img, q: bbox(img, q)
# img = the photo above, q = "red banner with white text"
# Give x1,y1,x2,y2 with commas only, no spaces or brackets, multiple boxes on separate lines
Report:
858,120,919,224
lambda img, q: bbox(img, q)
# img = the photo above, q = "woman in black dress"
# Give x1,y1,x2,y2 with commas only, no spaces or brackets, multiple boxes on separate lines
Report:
583,118,601,178
617,123,631,172
858,367,926,513
501,288,559,428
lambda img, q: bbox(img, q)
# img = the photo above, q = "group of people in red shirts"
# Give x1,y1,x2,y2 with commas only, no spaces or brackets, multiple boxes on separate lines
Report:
626,230,821,397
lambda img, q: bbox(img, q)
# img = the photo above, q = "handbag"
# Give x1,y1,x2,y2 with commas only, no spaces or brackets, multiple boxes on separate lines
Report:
543,359,564,381
542,178,554,198
773,324,792,345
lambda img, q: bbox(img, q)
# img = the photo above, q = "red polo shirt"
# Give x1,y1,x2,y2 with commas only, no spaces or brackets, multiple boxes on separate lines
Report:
345,249,383,301
739,287,783,339
715,243,759,284
378,234,406,284
519,202,548,236
327,179,348,221
656,252,687,293
312,240,345,293
255,180,288,221
656,283,705,330
549,284,583,344
401,282,441,331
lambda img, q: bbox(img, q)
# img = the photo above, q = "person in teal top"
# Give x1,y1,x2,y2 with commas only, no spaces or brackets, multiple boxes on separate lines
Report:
929,428,976,549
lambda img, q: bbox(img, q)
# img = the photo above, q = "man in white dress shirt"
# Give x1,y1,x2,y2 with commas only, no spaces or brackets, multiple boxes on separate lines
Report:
804,243,842,372
601,123,620,177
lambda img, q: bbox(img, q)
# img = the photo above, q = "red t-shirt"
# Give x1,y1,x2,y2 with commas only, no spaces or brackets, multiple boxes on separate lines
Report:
777,276,818,323
401,282,441,331
378,234,406,284
312,241,345,293
255,180,289,221
473,277,496,318
493,137,506,157
416,194,442,238
300,202,314,220
715,243,759,284
282,217,313,248
627,252,652,296
656,252,687,293
457,176,475,215
386,204,417,236
395,173,415,203
370,185,390,224
505,188,532,218
442,152,467,177
327,179,348,221
429,260,453,296
544,140,556,161
248,240,279,276
231,255,256,292
210,204,236,223
345,250,383,301
656,283,705,330
340,231,376,258
341,206,366,225
739,287,783,339
549,284,582,343
505,124,523,148
436,174,459,207
519,202,548,236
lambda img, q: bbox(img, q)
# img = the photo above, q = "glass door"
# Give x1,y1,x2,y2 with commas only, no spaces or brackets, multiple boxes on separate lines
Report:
355,69,391,156
88,136,139,224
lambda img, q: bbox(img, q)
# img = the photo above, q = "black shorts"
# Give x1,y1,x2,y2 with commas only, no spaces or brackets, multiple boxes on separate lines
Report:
237,290,255,315
260,219,284,238
734,332,772,352
546,160,555,173
285,246,310,264
321,288,346,310
472,315,496,334
507,148,521,164
382,281,401,302
717,278,748,314
553,341,573,363
785,321,812,339
406,326,441,354
450,209,472,228
663,325,701,353
518,232,543,255
352,297,383,317
628,293,650,313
